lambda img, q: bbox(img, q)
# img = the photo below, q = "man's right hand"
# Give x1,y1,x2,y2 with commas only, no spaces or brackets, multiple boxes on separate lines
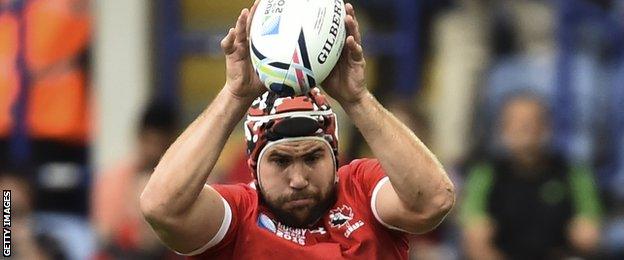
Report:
221,0,265,101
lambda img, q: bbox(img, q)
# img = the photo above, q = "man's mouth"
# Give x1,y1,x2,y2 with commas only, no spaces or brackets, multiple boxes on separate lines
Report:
286,198,315,208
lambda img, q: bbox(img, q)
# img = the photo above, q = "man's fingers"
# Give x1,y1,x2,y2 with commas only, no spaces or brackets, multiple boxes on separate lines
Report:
352,15,361,44
347,35,364,62
345,4,361,44
345,3,354,17
246,0,259,38
345,15,362,44
235,9,249,43
347,3,360,27
221,28,236,54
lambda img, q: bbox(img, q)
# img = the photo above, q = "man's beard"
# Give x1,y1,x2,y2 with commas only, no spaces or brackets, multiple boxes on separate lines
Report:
261,185,336,229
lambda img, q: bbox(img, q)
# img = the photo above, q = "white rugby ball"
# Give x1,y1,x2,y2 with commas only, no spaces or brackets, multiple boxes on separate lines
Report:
250,0,347,96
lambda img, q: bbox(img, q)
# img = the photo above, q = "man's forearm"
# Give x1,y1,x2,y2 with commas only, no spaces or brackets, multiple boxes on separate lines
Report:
141,87,254,216
342,92,454,213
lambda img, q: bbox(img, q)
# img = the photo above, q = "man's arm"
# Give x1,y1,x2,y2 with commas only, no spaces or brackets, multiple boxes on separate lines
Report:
462,218,504,260
140,2,264,254
343,94,455,233
460,164,503,259
567,165,602,254
323,4,454,234
139,89,252,253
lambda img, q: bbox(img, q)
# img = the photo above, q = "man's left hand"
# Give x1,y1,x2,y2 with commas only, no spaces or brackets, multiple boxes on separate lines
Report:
322,3,368,105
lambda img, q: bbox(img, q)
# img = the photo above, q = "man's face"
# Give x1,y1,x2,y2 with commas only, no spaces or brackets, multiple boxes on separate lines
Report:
0,174,32,221
258,139,336,228
500,97,550,158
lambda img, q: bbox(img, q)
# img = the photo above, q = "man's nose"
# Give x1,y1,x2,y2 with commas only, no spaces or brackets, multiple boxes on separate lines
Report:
288,162,310,190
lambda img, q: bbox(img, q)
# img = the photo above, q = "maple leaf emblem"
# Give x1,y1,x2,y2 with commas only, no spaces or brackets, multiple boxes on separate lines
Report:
329,205,354,228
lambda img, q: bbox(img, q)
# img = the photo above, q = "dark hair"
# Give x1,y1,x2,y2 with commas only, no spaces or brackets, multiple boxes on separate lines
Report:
0,165,34,182
139,101,179,134
0,165,36,208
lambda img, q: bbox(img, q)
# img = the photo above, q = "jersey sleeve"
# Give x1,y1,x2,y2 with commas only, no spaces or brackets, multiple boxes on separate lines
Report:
343,158,408,232
183,183,255,257
459,163,494,227
345,158,388,197
569,165,602,221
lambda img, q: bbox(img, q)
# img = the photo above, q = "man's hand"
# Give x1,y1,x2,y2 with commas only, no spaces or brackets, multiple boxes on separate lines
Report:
322,3,368,105
221,0,265,101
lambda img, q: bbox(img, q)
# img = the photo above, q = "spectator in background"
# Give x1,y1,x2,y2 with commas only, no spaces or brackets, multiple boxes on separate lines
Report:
91,101,181,259
0,168,65,260
484,0,602,164
460,93,602,259
1,0,93,259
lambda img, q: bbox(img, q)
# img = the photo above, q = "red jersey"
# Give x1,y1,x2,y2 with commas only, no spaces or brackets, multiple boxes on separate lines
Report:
184,159,409,259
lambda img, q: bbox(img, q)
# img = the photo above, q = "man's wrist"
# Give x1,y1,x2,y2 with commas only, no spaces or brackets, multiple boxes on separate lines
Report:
222,83,257,106
203,86,255,130
340,89,374,114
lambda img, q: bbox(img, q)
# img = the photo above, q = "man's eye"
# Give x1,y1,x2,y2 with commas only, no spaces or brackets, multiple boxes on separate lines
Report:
273,158,290,167
305,155,320,164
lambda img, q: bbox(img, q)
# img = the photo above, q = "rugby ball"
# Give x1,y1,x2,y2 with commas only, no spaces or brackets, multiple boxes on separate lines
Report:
250,0,347,96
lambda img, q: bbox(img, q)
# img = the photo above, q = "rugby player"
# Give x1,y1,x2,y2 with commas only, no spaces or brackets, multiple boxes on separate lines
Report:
140,2,455,259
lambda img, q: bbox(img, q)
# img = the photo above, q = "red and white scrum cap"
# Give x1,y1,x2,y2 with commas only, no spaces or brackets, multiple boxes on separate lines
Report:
244,88,339,181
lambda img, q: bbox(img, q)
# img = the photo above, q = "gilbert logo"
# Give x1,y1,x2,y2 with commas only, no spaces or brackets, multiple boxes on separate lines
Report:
328,205,364,238
3,190,10,257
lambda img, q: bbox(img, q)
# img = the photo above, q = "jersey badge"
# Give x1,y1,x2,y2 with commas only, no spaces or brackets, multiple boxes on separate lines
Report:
328,205,364,238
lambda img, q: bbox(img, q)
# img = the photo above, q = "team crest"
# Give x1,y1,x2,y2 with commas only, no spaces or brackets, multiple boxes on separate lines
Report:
328,205,365,238
329,205,353,228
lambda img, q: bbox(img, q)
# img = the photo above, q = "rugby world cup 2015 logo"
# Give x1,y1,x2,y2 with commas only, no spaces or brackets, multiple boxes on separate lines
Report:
328,205,364,238
261,0,286,36
257,213,308,245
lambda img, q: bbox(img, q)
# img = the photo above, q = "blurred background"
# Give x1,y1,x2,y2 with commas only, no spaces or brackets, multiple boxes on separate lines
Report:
0,0,623,259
